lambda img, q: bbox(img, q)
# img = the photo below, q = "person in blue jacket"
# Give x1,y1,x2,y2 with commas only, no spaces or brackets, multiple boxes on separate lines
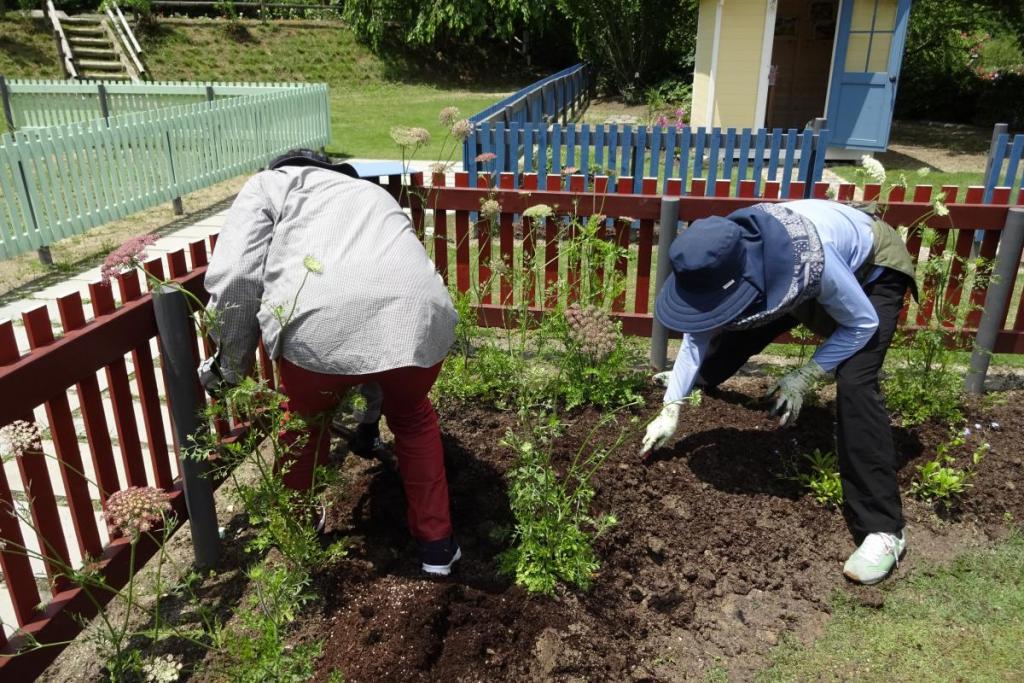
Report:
641,199,916,585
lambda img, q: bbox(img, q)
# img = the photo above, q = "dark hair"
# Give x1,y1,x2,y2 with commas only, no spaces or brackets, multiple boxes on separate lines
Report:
268,148,334,170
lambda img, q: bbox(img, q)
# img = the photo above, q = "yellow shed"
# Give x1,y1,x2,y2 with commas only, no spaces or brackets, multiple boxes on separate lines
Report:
691,0,914,153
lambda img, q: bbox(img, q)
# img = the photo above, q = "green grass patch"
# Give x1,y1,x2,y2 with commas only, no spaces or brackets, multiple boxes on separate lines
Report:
830,165,986,194
760,533,1024,682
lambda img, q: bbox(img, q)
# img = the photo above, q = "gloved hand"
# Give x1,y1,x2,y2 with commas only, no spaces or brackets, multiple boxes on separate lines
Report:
766,361,828,427
652,371,672,388
198,353,228,398
640,401,682,457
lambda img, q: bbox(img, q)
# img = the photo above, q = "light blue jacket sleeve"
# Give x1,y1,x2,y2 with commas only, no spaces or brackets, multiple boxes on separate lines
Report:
664,331,714,403
810,244,879,371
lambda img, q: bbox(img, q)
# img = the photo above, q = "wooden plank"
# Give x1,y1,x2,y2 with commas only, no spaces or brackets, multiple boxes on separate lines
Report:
498,172,515,304
23,306,103,560
453,172,471,294
544,174,561,307
56,293,121,502
0,321,44,626
521,173,538,307
88,282,148,488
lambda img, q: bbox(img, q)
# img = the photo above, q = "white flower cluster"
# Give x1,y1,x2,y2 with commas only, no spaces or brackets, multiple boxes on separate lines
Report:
859,154,887,184
523,204,553,222
0,420,41,460
142,654,183,683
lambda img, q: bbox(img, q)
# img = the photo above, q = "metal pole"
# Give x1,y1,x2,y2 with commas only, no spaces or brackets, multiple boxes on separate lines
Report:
0,76,16,132
152,284,220,567
97,84,110,123
966,207,1024,394
650,196,680,370
205,85,215,102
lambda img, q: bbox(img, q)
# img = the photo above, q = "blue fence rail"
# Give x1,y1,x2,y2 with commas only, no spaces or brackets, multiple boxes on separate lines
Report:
985,128,1024,202
466,123,831,197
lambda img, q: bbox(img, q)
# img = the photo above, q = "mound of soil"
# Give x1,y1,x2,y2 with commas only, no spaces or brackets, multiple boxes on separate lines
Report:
303,380,1024,681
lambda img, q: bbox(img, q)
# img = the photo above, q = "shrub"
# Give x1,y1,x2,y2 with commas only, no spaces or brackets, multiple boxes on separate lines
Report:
910,431,989,509
499,418,626,594
796,449,843,508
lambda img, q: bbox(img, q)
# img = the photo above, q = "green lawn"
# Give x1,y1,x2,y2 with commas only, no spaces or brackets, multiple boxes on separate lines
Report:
761,533,1024,682
830,166,987,195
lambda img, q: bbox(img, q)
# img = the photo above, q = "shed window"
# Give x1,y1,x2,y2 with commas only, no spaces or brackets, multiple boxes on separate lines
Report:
843,0,898,73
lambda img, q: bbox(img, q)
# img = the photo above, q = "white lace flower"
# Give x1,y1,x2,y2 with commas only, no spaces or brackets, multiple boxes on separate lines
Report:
523,204,553,221
303,255,324,274
0,420,42,460
860,155,887,184
142,654,183,683
933,199,950,217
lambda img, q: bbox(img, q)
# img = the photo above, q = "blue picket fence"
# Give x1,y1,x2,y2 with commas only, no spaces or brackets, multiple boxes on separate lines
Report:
465,123,831,197
468,62,590,127
985,131,1024,201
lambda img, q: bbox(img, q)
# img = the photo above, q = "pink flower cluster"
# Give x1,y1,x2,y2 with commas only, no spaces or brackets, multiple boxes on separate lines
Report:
475,152,497,164
104,486,172,537
566,305,618,360
655,107,689,129
100,235,157,285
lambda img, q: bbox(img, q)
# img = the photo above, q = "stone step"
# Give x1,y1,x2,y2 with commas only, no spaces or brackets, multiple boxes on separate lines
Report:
68,36,113,47
63,25,106,36
72,47,119,59
76,59,123,71
62,14,105,23
80,72,131,81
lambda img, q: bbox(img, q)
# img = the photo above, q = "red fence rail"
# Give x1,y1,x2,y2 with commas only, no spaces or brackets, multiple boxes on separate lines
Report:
404,171,1024,353
0,238,228,677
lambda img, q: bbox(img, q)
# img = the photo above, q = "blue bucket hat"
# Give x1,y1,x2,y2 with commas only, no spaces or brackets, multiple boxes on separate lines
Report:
655,204,825,334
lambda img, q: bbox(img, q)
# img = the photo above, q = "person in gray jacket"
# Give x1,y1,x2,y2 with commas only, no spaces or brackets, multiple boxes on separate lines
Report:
202,149,461,576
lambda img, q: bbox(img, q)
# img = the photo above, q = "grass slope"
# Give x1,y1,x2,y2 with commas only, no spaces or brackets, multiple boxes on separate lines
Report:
761,533,1024,681
139,19,513,159
1,16,517,158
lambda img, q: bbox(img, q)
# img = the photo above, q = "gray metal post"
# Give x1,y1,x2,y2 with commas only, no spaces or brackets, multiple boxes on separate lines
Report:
152,284,220,567
165,129,184,215
804,117,827,199
97,84,110,123
205,85,215,102
0,76,15,132
966,207,1024,394
650,196,680,370
983,123,1010,191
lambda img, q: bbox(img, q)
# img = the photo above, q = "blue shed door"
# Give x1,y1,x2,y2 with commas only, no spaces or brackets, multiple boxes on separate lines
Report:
826,0,912,150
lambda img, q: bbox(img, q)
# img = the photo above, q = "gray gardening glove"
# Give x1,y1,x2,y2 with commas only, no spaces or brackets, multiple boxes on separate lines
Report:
766,361,828,427
640,401,682,457
652,371,672,388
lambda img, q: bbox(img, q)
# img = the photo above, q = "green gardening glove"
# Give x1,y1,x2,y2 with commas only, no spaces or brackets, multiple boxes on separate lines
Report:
766,361,828,427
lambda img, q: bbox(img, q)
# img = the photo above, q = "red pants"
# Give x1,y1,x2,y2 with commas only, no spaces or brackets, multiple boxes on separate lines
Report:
277,358,452,542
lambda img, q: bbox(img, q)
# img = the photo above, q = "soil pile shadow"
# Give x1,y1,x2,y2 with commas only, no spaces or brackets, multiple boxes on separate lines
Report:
303,384,1024,681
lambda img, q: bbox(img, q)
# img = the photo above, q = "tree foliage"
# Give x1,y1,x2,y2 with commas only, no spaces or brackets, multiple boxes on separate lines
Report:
555,0,697,102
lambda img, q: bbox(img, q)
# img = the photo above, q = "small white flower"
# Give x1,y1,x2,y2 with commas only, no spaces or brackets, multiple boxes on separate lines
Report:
962,427,971,437
303,256,324,274
859,155,887,184
523,204,553,221
933,199,950,217
991,421,1001,430
0,421,42,460
974,423,982,430
142,654,183,683
917,167,931,177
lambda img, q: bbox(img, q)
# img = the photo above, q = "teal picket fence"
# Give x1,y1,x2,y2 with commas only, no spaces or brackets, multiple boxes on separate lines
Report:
0,78,320,130
466,123,830,197
0,83,330,260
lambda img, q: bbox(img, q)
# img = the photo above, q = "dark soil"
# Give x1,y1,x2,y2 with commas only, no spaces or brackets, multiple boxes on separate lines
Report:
302,380,1024,682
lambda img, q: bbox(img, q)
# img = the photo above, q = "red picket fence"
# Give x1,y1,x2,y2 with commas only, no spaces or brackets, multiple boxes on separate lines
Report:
0,237,262,678
404,171,1024,352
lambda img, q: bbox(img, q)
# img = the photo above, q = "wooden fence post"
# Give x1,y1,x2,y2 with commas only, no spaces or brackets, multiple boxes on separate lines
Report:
983,123,1010,196
97,84,110,122
966,207,1024,394
804,117,827,198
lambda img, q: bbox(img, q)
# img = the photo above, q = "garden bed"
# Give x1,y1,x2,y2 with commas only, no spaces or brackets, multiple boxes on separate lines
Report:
298,380,1024,682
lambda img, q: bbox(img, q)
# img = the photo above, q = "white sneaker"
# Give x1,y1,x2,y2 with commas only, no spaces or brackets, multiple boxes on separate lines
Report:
843,529,906,585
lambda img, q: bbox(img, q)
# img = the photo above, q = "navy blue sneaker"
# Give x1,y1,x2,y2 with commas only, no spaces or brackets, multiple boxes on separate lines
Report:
418,535,462,576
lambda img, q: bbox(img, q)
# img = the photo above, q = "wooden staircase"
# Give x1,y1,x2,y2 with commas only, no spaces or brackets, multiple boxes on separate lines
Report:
46,2,147,82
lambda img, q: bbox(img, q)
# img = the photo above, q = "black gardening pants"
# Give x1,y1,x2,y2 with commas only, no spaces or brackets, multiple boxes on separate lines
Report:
697,268,910,542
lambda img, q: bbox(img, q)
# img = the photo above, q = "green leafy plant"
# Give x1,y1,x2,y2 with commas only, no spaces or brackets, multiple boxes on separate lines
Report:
499,412,635,594
796,449,843,508
910,431,989,509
